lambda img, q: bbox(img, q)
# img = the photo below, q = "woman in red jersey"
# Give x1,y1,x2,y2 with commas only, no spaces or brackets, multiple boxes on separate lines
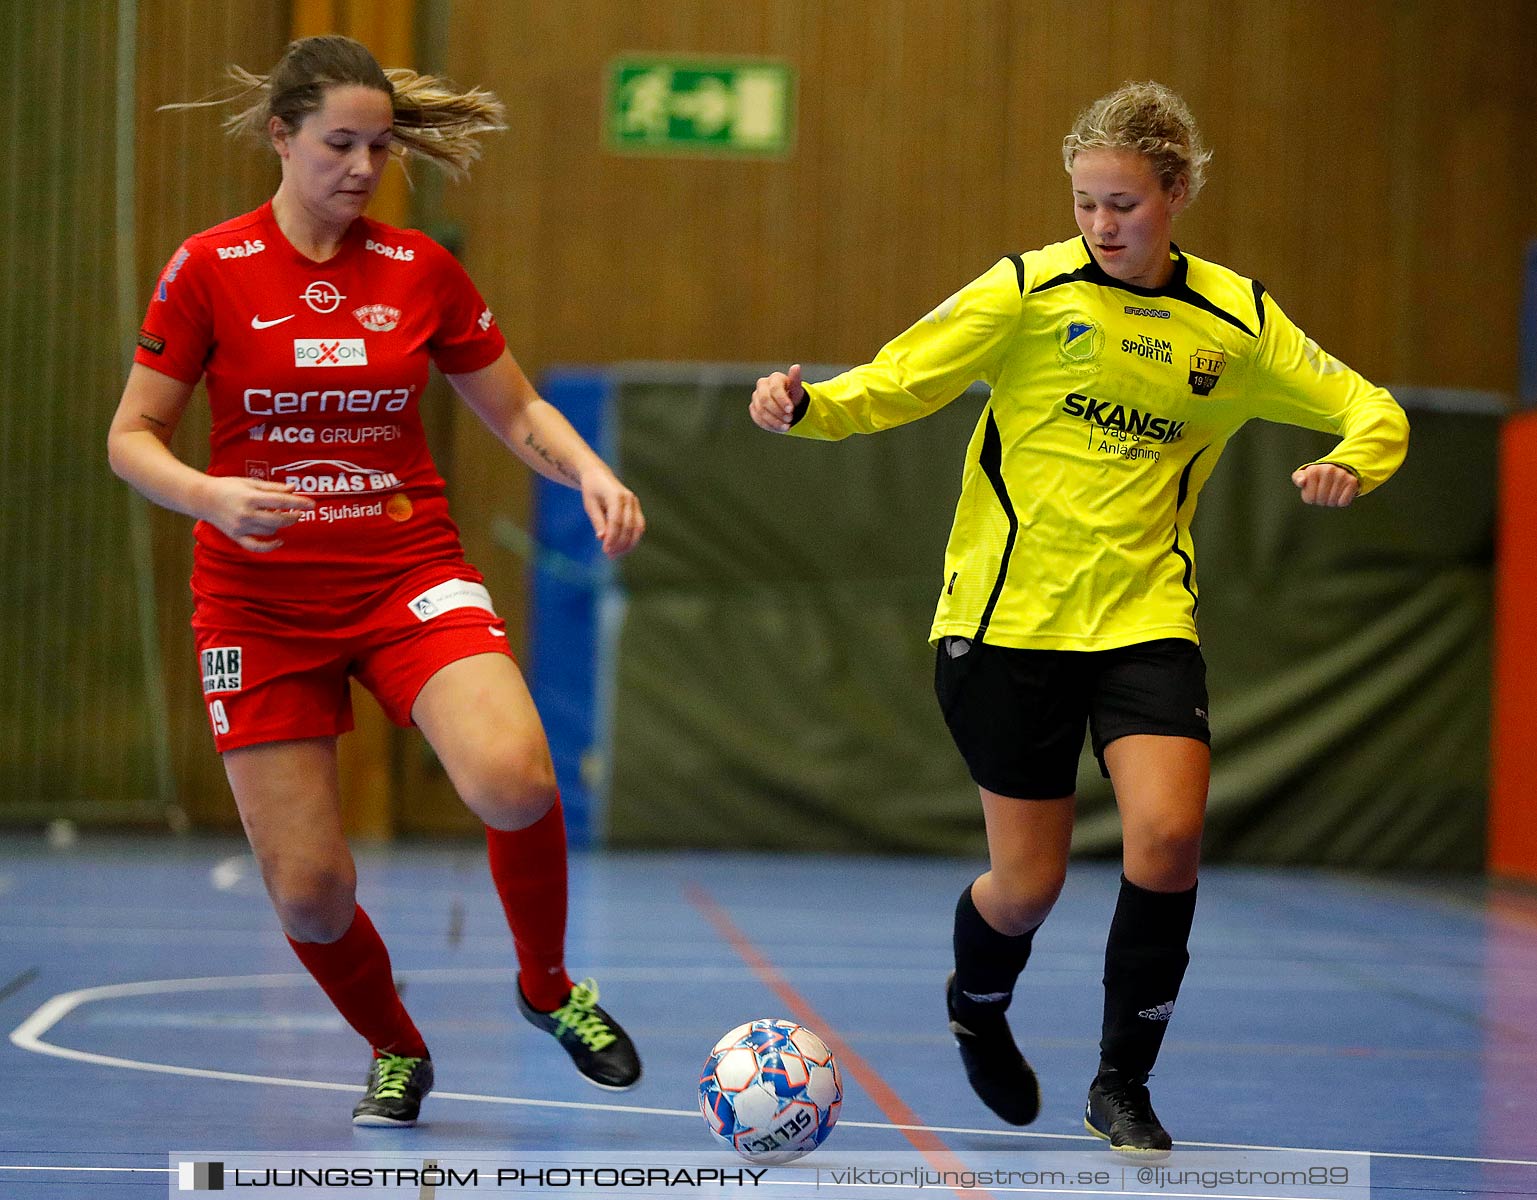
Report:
108,36,643,1127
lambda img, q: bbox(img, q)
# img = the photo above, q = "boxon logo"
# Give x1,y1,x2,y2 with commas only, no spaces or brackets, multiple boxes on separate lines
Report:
293,339,368,368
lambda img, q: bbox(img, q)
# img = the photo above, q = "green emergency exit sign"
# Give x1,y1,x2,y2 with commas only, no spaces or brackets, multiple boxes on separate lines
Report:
606,58,795,157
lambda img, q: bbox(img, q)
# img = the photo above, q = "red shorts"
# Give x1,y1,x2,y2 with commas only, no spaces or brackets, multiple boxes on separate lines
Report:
192,566,512,753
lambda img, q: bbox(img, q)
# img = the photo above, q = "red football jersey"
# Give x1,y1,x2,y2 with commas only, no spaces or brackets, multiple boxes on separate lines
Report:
135,202,506,630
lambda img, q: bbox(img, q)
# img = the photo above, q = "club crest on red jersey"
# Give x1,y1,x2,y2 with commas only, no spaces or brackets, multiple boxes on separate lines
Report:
353,304,401,332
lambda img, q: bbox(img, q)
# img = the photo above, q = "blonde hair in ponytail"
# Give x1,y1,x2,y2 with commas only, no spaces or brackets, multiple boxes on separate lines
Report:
161,35,505,180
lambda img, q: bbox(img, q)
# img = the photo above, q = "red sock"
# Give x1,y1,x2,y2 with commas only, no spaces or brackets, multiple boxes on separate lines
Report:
486,798,574,1010
286,905,428,1059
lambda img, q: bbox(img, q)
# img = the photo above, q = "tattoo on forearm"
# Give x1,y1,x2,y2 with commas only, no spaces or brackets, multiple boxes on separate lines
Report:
524,432,581,484
140,414,168,429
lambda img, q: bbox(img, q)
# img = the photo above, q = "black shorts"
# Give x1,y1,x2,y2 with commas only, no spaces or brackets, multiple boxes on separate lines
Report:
933,636,1210,799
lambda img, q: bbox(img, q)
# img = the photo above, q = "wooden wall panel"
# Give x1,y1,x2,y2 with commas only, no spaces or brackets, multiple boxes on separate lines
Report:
436,0,1536,390
136,0,290,830
0,0,160,824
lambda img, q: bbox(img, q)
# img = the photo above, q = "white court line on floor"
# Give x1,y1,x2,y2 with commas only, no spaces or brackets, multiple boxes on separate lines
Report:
0,1165,172,1174
9,972,1537,1170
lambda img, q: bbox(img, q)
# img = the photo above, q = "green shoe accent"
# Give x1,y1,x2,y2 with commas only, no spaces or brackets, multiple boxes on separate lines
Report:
550,980,618,1050
518,976,642,1090
352,1052,434,1127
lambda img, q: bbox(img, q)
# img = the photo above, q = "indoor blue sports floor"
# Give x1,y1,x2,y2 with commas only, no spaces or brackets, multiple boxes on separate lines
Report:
2,834,1535,1199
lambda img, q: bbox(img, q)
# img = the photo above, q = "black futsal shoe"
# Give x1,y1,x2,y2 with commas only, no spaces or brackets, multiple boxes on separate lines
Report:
351,1052,434,1127
945,971,1041,1125
1084,1068,1172,1154
517,976,642,1090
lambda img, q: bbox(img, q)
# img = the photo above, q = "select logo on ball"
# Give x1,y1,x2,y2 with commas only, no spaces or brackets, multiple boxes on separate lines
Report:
699,1019,842,1164
386,493,414,522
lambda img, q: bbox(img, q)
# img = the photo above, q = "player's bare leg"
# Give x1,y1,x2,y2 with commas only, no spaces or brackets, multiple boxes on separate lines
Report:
948,790,1075,1125
414,654,641,1089
974,789,1077,933
224,737,432,1125
225,737,354,941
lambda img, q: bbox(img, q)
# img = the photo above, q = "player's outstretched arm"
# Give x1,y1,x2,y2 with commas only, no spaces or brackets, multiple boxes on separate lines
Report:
749,363,804,434
107,364,314,552
1290,463,1361,508
447,350,645,559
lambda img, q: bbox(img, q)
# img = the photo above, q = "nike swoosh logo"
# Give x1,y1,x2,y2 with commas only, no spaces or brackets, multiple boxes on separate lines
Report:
488,627,507,638
251,314,294,329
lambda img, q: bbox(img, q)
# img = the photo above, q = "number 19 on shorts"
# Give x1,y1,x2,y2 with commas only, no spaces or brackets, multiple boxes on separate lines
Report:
208,699,230,736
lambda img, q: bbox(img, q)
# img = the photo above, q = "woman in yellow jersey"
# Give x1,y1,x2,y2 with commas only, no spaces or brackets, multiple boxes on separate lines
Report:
750,81,1407,1153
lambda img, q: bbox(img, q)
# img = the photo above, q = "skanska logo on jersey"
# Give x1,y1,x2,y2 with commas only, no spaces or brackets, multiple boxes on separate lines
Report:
216,238,265,260
365,238,415,261
274,458,403,495
1061,393,1187,443
294,339,368,368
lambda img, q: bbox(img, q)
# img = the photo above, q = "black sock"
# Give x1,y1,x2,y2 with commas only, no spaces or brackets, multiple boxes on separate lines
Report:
950,882,1037,1026
1098,875,1197,1081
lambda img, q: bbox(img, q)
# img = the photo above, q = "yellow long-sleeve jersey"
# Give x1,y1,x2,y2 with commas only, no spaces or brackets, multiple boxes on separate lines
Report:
791,237,1410,650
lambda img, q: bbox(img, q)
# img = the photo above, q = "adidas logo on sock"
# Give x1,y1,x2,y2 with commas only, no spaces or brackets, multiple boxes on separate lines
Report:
1137,1000,1176,1021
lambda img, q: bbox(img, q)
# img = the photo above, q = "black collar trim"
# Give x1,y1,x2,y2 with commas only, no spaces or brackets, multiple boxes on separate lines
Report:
1029,239,1256,338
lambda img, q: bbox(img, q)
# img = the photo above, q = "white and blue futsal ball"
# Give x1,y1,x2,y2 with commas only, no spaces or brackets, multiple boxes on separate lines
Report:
698,1019,843,1164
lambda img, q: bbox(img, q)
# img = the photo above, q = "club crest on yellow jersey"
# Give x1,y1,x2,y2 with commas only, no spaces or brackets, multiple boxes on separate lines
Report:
1188,348,1227,396
1057,315,1102,370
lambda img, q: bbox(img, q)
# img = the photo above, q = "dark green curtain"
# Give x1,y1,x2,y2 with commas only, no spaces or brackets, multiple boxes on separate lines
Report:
608,377,1493,870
